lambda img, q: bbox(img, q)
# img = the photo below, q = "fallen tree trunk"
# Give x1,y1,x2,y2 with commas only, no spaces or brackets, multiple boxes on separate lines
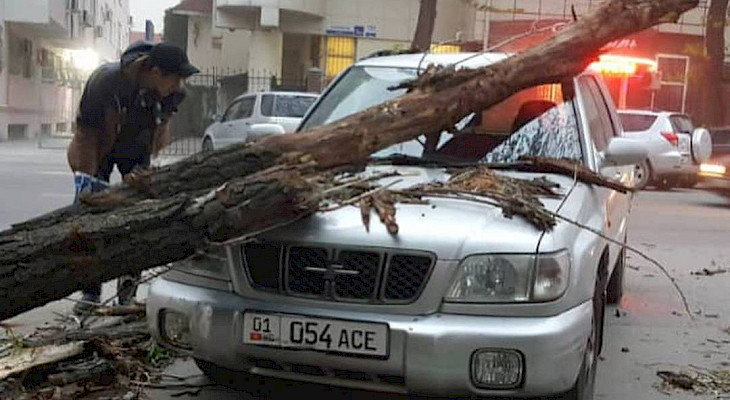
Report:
0,0,698,321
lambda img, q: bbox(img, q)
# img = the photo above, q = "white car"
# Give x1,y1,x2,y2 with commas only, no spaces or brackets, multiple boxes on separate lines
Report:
618,109,702,189
202,91,318,151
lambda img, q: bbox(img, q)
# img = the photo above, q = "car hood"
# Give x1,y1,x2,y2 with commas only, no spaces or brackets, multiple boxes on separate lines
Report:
258,165,578,260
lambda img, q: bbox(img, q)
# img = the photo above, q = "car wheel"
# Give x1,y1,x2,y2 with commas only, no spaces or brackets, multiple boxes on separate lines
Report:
202,137,214,153
607,246,625,305
632,161,651,190
560,265,605,400
678,174,698,189
654,176,677,191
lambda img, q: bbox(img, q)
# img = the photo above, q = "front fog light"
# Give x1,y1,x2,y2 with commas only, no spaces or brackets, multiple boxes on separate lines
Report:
471,349,523,388
161,310,192,349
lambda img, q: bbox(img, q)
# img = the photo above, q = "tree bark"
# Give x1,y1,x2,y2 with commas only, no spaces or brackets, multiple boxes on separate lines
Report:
0,0,698,322
705,0,728,126
411,0,438,52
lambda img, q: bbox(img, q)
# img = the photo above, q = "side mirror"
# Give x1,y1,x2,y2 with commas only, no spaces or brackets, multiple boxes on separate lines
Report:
211,113,221,122
691,127,712,164
249,123,286,138
602,137,648,167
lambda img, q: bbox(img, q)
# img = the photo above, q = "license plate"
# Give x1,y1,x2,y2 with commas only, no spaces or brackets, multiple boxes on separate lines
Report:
243,312,389,357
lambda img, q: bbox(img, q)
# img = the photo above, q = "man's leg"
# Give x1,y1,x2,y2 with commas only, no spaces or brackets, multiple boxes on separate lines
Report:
72,173,109,314
114,143,152,306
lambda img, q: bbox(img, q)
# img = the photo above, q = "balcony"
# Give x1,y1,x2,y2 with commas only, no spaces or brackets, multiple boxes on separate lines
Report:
215,0,325,30
5,0,68,37
216,0,325,17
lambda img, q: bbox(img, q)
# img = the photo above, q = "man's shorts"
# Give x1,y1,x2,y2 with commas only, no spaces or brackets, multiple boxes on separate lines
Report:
73,172,110,203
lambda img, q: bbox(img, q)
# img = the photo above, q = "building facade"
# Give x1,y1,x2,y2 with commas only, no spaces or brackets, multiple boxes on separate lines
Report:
0,0,130,141
166,0,491,87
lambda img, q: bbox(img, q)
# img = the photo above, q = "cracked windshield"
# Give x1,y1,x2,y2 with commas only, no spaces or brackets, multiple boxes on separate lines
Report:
1,0,729,400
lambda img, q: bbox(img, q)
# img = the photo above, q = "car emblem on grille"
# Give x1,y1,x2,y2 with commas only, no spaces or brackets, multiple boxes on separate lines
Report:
305,262,361,278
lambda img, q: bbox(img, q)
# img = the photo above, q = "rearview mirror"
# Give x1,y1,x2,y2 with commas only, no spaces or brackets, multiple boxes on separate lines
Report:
692,127,712,164
249,123,286,138
602,137,648,167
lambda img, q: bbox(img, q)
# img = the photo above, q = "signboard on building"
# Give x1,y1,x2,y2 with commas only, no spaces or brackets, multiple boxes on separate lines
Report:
326,25,376,38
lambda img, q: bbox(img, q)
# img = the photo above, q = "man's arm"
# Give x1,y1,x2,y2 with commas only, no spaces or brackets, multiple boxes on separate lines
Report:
67,66,120,176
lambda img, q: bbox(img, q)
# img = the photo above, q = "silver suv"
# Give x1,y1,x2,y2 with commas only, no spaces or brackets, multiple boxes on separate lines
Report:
146,53,663,399
618,109,702,189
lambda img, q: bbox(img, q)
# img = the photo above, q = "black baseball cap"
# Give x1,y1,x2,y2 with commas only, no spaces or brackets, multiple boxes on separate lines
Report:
148,42,200,78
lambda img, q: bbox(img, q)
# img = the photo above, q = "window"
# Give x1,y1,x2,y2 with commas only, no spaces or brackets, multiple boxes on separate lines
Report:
619,114,657,132
669,115,694,134
221,101,242,122
272,95,317,118
9,35,33,78
324,37,355,80
261,94,275,116
237,97,256,119
578,76,616,151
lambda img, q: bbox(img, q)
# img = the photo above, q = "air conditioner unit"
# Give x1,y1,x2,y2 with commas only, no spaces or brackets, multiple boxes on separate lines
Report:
94,25,103,38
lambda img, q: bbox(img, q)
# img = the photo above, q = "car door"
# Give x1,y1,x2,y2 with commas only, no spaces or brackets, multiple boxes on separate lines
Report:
212,100,243,147
577,75,631,245
217,96,256,146
669,114,693,165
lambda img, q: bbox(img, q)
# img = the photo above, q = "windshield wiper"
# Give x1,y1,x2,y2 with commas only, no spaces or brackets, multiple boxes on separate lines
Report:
369,153,482,168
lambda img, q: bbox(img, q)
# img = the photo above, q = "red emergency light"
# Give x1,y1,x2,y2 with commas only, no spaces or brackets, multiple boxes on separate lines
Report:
588,54,657,76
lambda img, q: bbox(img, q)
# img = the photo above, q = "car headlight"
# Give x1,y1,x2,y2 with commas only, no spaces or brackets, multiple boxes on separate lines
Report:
444,251,570,303
172,244,231,281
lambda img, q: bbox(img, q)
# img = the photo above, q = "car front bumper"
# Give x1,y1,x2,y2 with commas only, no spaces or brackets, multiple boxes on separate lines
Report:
147,277,592,398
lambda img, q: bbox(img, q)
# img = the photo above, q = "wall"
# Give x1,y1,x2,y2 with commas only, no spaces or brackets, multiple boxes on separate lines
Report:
5,0,49,25
185,14,251,72
248,29,282,74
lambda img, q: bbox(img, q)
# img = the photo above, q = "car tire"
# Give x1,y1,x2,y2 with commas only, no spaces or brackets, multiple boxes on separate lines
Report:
560,259,606,400
678,174,698,189
632,160,651,190
202,137,214,153
607,247,625,305
654,175,676,191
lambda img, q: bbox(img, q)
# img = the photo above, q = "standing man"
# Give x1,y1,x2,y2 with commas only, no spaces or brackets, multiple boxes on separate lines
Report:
67,41,199,314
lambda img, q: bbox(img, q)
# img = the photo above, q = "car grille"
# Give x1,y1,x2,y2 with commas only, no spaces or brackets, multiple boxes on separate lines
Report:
242,243,434,303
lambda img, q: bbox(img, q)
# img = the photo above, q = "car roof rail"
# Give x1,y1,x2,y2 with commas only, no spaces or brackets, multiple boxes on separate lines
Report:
359,48,420,61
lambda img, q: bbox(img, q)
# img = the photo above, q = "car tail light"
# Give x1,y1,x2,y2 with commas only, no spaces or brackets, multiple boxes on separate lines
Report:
661,132,679,147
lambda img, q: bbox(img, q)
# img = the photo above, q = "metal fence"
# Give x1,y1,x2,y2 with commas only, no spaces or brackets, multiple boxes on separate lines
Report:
161,68,322,156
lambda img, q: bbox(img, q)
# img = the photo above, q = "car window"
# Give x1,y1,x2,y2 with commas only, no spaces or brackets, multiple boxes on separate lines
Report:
221,101,241,122
261,94,275,117
236,97,256,119
670,115,694,133
274,95,317,118
578,76,614,151
619,114,657,132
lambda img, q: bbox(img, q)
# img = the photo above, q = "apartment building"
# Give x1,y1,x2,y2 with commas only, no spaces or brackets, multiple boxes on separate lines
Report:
0,0,130,141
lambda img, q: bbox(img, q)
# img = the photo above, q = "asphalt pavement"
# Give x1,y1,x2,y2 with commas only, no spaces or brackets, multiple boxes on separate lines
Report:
1,140,729,399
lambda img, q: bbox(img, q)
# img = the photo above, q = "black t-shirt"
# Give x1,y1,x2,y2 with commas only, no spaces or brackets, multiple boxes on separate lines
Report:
76,61,183,181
